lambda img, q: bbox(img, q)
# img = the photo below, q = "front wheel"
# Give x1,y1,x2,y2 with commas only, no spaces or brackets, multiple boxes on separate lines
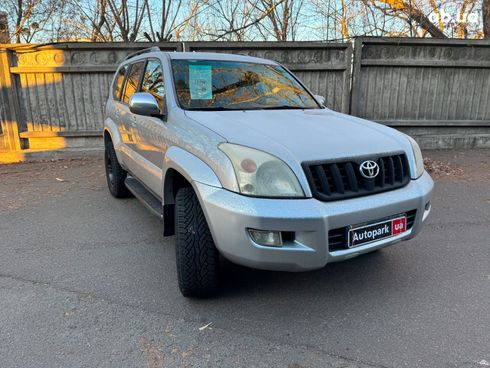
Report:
175,187,220,297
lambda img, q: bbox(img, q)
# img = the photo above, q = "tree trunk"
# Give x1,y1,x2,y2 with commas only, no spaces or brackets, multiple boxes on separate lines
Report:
484,0,490,39
15,0,23,43
408,5,446,38
92,0,107,41
0,12,10,43
375,0,447,38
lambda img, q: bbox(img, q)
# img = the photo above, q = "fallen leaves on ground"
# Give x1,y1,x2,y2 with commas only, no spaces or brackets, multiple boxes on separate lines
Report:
424,157,464,180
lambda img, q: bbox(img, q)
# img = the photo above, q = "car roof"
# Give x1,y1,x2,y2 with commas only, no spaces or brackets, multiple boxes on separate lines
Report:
164,51,278,65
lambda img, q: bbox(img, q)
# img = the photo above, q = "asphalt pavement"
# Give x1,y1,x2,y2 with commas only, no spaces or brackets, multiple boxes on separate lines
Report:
0,150,489,368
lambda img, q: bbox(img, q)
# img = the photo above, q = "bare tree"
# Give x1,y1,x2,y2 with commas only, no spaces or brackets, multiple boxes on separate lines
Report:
363,0,446,38
0,12,10,43
192,0,289,41
200,0,259,41
144,0,184,41
67,0,112,41
92,0,108,41
142,0,212,41
105,0,148,42
1,0,62,42
310,0,400,40
0,0,487,42
255,0,304,41
339,0,349,40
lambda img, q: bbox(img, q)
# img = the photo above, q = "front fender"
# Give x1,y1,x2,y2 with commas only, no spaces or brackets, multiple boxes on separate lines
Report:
163,146,222,201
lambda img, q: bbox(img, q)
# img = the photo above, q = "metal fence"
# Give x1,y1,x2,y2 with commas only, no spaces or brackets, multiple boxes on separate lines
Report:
0,38,489,152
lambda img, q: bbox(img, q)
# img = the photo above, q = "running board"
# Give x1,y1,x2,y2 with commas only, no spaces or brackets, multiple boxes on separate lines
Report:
124,177,163,219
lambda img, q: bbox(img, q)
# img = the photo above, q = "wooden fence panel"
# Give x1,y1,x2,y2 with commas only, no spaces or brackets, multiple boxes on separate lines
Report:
5,43,181,148
351,37,490,148
2,39,490,151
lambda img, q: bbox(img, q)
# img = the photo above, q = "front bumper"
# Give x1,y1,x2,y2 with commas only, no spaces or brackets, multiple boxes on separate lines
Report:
195,171,434,271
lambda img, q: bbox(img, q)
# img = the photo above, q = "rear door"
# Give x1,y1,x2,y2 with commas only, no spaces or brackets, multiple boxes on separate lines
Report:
136,59,167,167
110,64,128,147
120,60,145,156
130,58,168,196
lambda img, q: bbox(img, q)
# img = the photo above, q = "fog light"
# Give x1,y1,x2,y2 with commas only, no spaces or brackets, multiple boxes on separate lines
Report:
248,229,282,247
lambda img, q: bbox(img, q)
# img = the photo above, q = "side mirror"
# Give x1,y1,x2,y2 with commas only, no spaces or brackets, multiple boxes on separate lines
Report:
129,92,164,118
313,94,325,106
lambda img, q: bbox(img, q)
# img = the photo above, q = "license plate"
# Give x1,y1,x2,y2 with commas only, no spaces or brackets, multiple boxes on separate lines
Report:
348,216,407,248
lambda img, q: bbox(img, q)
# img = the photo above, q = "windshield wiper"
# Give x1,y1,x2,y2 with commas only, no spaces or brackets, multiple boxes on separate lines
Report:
185,106,239,111
259,105,309,110
185,105,313,111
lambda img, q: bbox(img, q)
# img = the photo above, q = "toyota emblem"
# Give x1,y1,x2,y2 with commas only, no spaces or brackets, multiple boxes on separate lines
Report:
359,160,379,179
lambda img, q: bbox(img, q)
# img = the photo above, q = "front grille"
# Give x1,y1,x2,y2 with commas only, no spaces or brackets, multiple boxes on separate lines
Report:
328,209,417,252
303,153,410,202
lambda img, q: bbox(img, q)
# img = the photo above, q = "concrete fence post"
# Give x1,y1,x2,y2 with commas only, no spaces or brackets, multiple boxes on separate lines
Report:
0,47,22,152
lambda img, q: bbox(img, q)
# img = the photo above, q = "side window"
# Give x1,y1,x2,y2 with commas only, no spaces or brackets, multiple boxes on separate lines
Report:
122,61,145,104
112,65,128,101
140,59,165,112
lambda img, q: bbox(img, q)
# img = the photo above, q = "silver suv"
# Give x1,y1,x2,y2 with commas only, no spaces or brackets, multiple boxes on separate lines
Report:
104,47,433,297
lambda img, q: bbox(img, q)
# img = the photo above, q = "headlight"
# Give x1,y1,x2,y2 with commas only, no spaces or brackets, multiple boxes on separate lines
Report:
219,143,304,198
405,135,424,178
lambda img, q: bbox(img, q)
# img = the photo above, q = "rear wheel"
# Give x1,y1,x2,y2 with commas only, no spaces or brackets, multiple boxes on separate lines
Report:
105,140,132,198
175,187,220,297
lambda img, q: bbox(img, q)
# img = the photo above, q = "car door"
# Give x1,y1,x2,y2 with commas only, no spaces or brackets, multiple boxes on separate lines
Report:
112,60,146,180
110,64,130,149
130,58,168,197
120,60,145,155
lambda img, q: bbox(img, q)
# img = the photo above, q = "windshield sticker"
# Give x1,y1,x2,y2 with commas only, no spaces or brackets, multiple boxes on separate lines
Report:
189,64,212,100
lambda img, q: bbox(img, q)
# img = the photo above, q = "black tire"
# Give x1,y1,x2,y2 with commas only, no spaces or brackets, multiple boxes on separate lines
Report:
175,187,220,297
105,140,132,198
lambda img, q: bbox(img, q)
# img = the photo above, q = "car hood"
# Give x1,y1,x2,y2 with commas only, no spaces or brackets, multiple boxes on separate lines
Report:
185,109,412,164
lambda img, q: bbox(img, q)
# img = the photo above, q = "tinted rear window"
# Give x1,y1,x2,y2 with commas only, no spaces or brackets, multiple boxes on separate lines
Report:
112,65,128,100
122,61,145,104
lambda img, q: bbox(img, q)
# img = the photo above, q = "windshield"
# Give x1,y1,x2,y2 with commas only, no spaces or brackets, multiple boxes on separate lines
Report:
171,60,320,111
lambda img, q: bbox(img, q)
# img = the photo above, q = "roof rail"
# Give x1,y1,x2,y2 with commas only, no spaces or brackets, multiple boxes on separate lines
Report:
124,46,160,61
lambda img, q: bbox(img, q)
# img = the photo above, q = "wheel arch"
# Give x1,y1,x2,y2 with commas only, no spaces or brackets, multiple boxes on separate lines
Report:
103,118,125,165
161,146,222,236
103,129,112,145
